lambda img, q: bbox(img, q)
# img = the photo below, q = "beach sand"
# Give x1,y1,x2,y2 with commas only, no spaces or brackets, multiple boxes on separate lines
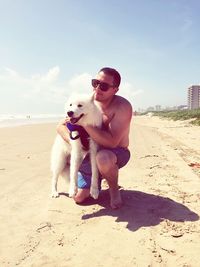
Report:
0,116,200,267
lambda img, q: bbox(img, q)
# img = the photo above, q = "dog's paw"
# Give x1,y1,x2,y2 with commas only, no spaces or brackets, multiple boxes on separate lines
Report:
51,191,59,198
68,187,77,198
90,187,99,199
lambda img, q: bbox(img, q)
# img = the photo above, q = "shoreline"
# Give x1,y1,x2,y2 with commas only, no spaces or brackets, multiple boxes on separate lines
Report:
0,118,61,128
0,114,63,128
1,113,200,129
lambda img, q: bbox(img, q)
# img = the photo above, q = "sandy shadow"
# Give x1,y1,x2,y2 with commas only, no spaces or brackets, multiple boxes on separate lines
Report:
81,189,199,231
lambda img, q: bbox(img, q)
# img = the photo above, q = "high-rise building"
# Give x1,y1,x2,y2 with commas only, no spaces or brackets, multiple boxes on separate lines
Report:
188,85,200,110
155,105,161,111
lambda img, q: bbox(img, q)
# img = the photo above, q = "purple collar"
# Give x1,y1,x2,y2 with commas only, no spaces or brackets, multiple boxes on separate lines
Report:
66,123,90,151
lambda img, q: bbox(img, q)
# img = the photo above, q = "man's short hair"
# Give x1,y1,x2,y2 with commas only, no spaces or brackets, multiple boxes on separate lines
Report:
99,67,121,88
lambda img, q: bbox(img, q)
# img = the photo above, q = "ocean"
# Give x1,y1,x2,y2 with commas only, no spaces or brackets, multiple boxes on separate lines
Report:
0,114,64,128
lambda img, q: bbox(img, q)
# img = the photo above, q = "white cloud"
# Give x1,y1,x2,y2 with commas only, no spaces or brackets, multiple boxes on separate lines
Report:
68,73,92,93
0,66,69,114
34,66,60,83
0,67,93,113
3,68,20,78
0,67,139,113
120,82,144,103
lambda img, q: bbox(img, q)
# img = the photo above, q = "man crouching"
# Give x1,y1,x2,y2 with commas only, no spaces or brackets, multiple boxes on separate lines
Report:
57,67,133,209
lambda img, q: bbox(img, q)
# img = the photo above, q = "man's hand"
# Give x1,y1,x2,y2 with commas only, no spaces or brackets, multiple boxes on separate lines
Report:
57,117,70,127
56,117,70,142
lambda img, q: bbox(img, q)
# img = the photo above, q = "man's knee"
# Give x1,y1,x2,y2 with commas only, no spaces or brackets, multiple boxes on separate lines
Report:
96,149,117,173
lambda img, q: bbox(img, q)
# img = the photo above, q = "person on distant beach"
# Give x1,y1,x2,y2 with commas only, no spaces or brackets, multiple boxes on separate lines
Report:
57,67,133,209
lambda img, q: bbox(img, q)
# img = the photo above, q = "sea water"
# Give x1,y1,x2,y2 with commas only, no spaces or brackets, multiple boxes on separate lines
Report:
0,114,64,128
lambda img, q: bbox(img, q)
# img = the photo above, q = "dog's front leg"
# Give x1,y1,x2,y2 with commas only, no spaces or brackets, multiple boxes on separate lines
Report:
68,144,83,197
51,173,60,198
51,148,68,198
90,140,99,199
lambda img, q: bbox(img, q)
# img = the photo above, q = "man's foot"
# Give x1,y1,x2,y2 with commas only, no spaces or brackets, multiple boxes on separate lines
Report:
109,188,123,209
73,189,90,204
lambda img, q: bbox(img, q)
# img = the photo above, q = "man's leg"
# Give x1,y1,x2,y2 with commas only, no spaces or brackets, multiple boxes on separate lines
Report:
73,154,93,204
96,149,122,209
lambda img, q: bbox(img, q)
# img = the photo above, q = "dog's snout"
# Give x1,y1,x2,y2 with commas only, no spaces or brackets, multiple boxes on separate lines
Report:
67,111,74,117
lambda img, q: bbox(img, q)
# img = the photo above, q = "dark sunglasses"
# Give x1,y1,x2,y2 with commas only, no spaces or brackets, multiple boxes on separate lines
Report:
91,79,113,92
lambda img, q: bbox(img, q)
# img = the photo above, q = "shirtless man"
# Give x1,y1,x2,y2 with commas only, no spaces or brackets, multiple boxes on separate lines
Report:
57,67,133,209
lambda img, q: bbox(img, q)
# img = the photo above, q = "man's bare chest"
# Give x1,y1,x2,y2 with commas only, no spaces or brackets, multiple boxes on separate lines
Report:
102,112,115,128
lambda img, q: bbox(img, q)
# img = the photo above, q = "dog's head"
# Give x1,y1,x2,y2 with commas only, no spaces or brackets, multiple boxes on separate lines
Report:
65,93,95,124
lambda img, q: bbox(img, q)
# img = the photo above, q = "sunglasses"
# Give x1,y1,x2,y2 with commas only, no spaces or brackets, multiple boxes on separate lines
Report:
91,79,113,92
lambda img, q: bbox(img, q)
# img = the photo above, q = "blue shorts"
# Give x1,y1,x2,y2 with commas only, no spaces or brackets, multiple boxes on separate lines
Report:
78,147,131,189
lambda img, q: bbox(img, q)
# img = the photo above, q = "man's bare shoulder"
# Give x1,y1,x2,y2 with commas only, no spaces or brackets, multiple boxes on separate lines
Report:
114,95,133,112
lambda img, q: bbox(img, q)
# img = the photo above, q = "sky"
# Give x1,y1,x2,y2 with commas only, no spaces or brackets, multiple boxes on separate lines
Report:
0,0,200,114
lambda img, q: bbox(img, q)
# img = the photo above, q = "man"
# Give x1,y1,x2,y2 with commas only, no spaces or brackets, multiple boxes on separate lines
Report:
57,67,133,209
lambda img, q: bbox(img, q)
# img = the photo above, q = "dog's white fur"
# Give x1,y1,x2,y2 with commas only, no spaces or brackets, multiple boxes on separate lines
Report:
51,93,102,199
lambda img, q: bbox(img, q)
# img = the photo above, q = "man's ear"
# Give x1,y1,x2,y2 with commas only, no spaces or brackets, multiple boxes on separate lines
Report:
90,92,95,102
114,87,119,94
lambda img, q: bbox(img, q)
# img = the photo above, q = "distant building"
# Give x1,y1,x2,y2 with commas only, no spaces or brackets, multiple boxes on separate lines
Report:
188,85,200,110
178,105,187,110
146,106,154,111
155,105,161,111
165,106,177,111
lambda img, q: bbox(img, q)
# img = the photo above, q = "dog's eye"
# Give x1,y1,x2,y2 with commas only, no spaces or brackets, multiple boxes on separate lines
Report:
70,104,72,106
77,104,83,108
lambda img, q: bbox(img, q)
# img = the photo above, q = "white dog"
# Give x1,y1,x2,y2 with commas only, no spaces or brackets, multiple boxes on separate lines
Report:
51,93,102,199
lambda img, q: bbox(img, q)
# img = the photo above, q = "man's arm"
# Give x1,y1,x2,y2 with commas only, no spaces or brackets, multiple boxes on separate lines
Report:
85,102,132,148
56,118,69,142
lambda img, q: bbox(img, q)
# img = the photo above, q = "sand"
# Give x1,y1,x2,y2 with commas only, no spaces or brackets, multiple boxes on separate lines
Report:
0,116,200,267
